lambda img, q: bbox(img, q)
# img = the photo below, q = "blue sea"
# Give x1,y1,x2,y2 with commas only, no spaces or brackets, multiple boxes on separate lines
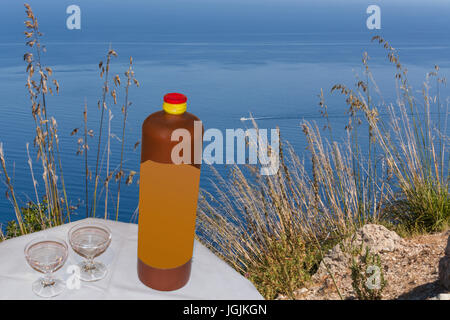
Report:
0,0,449,227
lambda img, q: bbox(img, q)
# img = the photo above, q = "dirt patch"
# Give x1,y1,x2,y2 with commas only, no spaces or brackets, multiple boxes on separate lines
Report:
278,226,450,300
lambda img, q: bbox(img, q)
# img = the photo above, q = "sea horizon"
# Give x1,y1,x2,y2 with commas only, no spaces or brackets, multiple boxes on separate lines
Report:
0,0,449,227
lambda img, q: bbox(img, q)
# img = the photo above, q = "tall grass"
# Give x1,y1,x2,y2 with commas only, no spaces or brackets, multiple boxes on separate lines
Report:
24,4,71,227
197,36,449,299
0,4,71,238
91,48,117,218
0,5,447,301
0,4,139,238
115,58,139,221
367,36,449,233
85,49,139,220
197,122,386,298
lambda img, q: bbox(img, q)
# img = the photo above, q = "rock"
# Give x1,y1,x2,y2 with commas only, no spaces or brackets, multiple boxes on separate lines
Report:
299,228,449,300
314,224,405,280
353,224,406,253
297,287,308,294
445,235,450,256
316,240,349,278
437,293,450,300
438,235,450,290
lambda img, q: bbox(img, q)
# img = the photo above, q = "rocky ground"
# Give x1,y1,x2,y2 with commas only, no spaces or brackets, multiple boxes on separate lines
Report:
278,224,450,300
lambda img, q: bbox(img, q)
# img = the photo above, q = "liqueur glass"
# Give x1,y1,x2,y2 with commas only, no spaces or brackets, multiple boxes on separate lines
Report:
24,237,68,298
68,221,112,282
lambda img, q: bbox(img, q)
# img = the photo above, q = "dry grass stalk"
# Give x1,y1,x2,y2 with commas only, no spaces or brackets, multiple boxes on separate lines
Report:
72,53,139,221
104,109,113,219
0,4,72,235
26,142,44,224
0,143,25,234
197,119,385,298
197,36,448,299
82,102,90,218
2,5,142,237
115,57,139,220
91,47,117,218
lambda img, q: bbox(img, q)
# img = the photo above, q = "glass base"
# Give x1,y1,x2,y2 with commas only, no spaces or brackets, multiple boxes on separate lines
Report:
78,260,107,282
32,277,65,298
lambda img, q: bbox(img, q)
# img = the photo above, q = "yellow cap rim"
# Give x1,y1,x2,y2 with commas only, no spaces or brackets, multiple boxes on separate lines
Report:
163,102,187,115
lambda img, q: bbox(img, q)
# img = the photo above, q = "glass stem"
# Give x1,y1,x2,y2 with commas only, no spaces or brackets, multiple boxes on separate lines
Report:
85,257,95,270
42,272,55,287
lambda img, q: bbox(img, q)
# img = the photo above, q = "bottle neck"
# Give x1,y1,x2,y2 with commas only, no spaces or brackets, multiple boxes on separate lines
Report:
163,102,187,115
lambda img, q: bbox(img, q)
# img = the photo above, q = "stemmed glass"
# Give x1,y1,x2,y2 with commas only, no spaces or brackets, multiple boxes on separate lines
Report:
24,237,68,298
68,221,112,282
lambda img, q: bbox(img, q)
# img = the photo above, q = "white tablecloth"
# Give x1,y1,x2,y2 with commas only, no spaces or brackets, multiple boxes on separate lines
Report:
0,218,263,300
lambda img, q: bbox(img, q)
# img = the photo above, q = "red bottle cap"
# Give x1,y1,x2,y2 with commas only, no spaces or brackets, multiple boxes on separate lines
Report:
164,93,187,104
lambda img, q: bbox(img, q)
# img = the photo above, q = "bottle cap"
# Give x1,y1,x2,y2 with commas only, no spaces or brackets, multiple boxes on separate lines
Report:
164,93,187,104
163,93,187,115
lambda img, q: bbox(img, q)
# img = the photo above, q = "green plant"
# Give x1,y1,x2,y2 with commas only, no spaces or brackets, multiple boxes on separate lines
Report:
4,201,51,239
350,246,387,300
246,236,313,299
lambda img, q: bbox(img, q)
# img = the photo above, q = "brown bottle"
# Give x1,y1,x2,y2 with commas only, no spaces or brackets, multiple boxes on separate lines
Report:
137,93,203,291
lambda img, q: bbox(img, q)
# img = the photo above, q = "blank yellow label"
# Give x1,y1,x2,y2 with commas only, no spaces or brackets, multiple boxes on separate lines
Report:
137,160,201,269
